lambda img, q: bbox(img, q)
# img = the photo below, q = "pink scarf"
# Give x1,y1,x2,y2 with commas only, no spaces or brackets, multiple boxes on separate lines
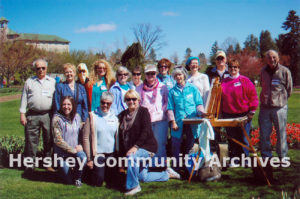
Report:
141,79,159,104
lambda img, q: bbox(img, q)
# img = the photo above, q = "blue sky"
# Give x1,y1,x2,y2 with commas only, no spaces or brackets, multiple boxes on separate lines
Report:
1,0,299,61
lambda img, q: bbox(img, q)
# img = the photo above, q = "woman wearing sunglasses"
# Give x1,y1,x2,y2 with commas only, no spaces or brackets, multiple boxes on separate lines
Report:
157,58,175,90
118,90,180,196
54,63,88,122
82,92,119,187
221,58,258,165
136,64,169,165
129,67,143,89
86,59,116,112
110,66,133,115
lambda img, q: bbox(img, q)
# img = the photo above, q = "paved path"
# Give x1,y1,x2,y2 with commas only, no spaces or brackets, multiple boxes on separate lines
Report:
0,94,21,103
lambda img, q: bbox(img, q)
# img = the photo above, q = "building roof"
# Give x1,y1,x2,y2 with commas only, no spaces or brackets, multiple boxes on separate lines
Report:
0,17,8,23
16,33,70,43
7,28,17,35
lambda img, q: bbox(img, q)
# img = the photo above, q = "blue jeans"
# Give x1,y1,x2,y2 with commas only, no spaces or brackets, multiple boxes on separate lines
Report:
151,120,168,165
171,124,195,170
259,105,288,158
55,147,87,184
126,148,169,190
223,112,251,158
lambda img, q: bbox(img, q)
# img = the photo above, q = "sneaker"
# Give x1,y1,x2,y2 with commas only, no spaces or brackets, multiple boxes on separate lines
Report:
124,185,141,196
75,179,82,188
167,168,181,179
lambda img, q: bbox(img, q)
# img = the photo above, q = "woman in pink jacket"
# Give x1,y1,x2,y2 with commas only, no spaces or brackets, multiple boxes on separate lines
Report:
221,58,258,165
136,64,169,166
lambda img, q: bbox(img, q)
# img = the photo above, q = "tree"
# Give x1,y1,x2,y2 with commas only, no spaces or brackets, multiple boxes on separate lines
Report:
184,48,192,64
198,52,207,71
148,48,156,62
170,52,179,65
277,10,300,85
244,34,259,52
121,42,144,72
110,48,122,66
132,23,166,57
221,37,238,53
259,30,277,57
226,45,235,55
209,41,220,65
0,41,40,86
235,43,241,54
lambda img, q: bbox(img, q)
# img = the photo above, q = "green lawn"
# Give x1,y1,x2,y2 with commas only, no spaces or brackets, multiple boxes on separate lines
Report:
0,92,21,97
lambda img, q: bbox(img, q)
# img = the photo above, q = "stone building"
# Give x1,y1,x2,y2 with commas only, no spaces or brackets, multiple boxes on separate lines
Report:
0,17,70,52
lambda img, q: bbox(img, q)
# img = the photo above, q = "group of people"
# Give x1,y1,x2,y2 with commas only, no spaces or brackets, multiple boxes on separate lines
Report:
19,49,292,195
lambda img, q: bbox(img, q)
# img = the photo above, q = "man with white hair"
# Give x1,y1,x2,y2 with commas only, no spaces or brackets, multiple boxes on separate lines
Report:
20,58,56,174
259,50,293,160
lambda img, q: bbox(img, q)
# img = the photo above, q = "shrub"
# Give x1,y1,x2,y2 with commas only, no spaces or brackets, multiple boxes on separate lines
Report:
0,135,43,168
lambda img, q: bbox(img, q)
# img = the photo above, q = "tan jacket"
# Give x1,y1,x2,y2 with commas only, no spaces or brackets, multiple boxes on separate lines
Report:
260,64,293,108
82,115,97,161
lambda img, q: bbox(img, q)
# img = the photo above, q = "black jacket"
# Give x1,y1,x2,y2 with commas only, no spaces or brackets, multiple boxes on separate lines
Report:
118,106,157,157
206,66,230,84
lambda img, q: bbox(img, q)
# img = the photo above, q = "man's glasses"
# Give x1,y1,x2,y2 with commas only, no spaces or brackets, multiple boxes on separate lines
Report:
36,67,46,71
146,72,156,76
118,73,128,77
125,98,138,102
216,56,225,61
132,72,141,76
101,101,112,106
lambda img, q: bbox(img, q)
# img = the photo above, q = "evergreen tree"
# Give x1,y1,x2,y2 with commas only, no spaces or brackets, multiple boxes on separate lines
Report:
209,41,219,65
226,45,234,55
121,42,145,72
259,30,277,57
184,48,192,62
244,34,259,52
235,43,241,54
276,10,300,85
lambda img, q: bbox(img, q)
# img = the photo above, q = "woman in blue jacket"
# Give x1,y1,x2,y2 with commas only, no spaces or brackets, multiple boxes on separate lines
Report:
54,63,88,122
167,66,205,171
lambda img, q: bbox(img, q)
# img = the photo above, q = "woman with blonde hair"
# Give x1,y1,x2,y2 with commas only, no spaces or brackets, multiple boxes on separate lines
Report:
86,59,116,112
54,63,88,121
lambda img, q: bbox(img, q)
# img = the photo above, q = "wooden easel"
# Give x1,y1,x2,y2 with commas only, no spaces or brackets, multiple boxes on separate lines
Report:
183,78,271,186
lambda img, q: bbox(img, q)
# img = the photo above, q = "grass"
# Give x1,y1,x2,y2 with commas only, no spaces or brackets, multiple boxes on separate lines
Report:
0,90,299,198
0,92,21,97
0,150,299,199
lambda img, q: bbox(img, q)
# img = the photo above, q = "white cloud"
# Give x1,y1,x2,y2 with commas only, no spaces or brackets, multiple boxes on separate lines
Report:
76,24,117,33
162,12,179,17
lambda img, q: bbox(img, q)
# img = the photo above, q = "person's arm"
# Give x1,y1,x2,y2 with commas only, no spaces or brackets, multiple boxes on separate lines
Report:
82,117,92,161
162,85,169,112
134,108,152,148
19,81,28,126
80,84,89,122
286,69,293,98
53,83,61,114
52,116,77,154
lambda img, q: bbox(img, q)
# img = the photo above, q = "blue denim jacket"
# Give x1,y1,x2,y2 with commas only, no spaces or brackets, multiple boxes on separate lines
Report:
54,82,88,122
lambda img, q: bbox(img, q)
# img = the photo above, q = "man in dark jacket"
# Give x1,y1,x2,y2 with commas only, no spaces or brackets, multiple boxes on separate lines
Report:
206,50,230,84
259,49,293,159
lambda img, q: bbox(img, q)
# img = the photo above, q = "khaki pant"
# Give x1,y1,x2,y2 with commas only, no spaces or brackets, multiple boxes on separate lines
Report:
24,113,52,159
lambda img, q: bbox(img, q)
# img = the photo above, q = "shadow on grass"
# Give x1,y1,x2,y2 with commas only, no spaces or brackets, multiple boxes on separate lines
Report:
21,169,64,184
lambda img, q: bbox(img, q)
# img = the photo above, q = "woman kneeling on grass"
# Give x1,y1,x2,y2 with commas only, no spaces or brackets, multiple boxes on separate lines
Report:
52,96,87,187
118,90,180,196
82,91,119,187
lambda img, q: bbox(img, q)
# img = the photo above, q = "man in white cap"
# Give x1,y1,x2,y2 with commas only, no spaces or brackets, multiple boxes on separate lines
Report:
206,50,230,84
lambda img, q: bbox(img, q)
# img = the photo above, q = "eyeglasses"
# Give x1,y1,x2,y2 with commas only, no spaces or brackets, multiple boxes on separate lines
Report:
101,101,112,106
158,65,168,69
216,56,225,61
229,65,239,69
132,72,141,76
125,98,138,102
78,70,86,73
146,72,156,76
36,67,46,71
118,73,128,77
